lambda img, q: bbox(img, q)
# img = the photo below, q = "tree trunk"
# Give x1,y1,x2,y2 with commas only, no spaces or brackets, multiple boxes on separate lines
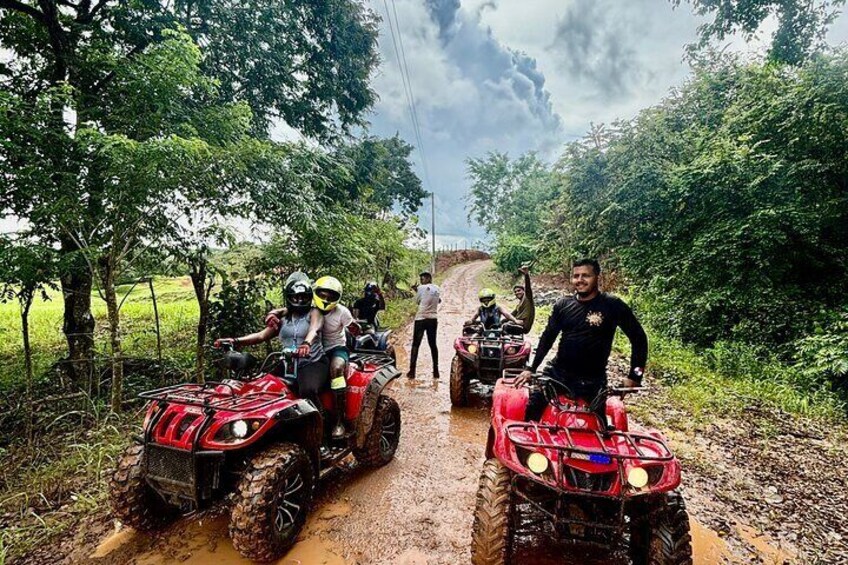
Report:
21,294,34,443
60,237,96,393
102,260,123,412
189,258,213,384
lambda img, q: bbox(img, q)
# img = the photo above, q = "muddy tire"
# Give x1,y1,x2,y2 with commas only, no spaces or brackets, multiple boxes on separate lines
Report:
450,355,468,407
229,443,314,562
385,344,397,364
471,458,514,565
354,395,401,467
109,443,178,533
630,490,693,565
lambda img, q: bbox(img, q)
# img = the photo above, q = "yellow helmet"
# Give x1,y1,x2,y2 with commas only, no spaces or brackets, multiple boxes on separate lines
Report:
478,288,496,307
313,276,343,312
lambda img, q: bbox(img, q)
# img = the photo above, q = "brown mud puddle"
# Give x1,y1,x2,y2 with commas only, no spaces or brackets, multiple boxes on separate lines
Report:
88,261,771,564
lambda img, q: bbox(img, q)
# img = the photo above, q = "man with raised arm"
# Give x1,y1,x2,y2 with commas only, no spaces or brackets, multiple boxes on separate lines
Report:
511,264,536,333
514,259,648,423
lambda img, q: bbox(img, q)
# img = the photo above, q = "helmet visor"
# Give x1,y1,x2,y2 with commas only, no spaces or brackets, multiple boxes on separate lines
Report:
289,292,312,307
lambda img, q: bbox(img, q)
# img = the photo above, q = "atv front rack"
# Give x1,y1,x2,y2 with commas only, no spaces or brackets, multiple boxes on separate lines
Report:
139,382,285,413
505,422,673,463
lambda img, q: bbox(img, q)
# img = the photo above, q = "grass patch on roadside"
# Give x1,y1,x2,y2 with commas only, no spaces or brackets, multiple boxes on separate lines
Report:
614,319,847,425
0,415,138,563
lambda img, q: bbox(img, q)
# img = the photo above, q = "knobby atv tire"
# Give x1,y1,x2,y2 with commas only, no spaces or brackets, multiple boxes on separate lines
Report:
450,354,468,407
354,395,401,466
630,490,693,565
229,443,314,563
471,458,514,565
109,443,178,533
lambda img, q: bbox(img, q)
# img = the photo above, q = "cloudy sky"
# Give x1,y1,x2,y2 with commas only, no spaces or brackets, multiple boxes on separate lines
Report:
356,0,848,247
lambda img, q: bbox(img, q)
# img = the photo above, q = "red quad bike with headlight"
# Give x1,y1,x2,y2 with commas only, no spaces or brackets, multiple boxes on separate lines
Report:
470,371,693,565
450,323,531,407
109,344,401,563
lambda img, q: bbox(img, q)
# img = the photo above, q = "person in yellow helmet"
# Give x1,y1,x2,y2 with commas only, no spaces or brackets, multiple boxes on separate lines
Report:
468,288,521,329
266,275,354,439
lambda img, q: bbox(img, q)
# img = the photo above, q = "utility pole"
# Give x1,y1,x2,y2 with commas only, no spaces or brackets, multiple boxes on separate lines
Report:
430,191,436,275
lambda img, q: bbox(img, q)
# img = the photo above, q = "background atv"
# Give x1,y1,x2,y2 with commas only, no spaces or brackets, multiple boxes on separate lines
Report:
109,345,401,562
450,323,531,407
346,318,396,362
471,370,692,565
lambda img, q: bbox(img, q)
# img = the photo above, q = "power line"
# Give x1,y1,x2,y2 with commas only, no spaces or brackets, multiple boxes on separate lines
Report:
389,0,433,189
381,0,433,192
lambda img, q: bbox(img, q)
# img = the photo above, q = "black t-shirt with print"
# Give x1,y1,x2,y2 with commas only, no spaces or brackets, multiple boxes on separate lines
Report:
530,293,648,383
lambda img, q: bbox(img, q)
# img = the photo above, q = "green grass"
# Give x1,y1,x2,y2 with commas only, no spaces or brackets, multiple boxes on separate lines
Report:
0,415,137,562
0,276,200,392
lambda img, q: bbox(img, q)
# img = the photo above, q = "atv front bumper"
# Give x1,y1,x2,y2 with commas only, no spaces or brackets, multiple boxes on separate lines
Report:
144,443,224,506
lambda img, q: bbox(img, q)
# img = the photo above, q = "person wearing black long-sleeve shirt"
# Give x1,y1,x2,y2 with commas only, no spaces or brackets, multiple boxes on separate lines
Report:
514,259,648,423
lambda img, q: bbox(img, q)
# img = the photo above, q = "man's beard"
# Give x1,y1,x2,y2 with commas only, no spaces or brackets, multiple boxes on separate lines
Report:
575,285,597,298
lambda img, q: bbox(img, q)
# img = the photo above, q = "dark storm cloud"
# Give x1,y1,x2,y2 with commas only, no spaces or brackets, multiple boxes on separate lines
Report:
548,0,645,101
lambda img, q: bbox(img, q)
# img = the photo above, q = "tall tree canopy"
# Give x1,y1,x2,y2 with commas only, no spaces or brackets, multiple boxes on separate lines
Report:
675,0,847,64
0,0,380,387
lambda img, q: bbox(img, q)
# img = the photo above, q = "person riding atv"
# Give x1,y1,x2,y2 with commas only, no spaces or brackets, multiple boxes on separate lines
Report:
513,259,648,428
469,288,522,330
265,275,355,440
218,272,327,409
353,281,386,328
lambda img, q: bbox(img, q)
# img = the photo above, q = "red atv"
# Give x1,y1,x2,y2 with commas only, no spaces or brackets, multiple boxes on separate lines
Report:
450,323,531,406
471,371,692,565
109,345,401,562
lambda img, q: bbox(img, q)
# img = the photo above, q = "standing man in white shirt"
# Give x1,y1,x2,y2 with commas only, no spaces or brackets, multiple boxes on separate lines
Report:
408,271,441,379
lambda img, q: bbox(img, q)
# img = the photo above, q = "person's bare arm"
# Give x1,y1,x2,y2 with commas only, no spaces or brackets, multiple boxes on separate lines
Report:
221,326,277,348
500,306,520,324
303,308,322,345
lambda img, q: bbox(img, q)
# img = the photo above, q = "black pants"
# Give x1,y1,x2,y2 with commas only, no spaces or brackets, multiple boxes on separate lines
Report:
294,356,330,409
525,366,606,426
410,318,438,370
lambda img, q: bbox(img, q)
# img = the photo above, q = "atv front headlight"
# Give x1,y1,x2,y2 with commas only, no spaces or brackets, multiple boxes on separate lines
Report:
526,452,550,474
627,467,649,489
467,344,478,354
232,419,249,439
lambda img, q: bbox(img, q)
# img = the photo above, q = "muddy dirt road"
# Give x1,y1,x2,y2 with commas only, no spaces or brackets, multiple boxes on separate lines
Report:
91,260,731,564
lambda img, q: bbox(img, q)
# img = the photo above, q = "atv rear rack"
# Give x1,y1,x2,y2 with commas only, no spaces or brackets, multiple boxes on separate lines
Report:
350,352,396,370
139,382,285,413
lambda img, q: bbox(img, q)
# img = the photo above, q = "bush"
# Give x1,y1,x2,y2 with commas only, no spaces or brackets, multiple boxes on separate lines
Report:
208,277,268,341
493,234,536,273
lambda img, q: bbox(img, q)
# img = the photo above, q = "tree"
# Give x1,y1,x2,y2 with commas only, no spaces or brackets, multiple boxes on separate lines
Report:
0,235,57,439
674,0,847,64
52,32,332,411
332,135,427,218
0,0,379,387
465,152,561,269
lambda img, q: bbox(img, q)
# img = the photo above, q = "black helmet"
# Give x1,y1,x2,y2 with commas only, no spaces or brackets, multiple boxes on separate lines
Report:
364,281,379,295
285,274,313,314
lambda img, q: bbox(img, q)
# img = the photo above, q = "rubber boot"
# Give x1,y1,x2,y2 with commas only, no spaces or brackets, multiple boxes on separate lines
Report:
407,346,418,379
431,349,440,380
332,389,347,440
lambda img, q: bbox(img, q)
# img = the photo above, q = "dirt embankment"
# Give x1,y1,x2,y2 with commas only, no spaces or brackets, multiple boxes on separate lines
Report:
47,259,844,564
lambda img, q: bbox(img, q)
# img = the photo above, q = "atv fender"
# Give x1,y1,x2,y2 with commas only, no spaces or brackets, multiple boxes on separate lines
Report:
355,366,400,449
492,378,529,422
376,330,392,350
273,399,323,475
